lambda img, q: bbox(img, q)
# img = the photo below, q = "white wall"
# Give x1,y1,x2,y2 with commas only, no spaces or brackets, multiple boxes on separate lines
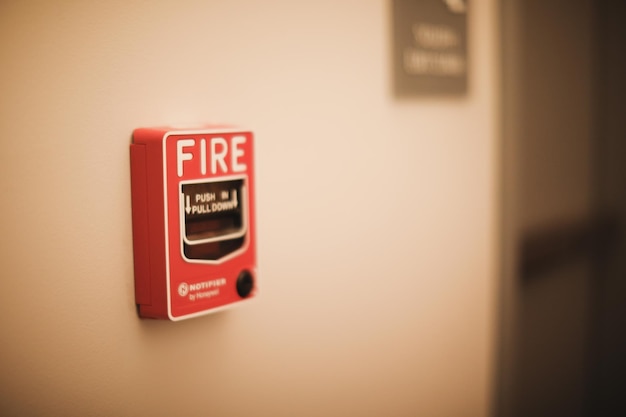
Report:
0,1,498,416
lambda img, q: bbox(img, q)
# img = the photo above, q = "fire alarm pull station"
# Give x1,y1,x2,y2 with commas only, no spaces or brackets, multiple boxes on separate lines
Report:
130,126,257,320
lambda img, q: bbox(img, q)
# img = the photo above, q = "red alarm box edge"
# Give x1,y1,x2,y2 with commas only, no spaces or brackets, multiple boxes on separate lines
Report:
130,126,257,320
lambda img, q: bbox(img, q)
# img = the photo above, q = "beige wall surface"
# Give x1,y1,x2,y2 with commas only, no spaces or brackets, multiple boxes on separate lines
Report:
0,1,498,416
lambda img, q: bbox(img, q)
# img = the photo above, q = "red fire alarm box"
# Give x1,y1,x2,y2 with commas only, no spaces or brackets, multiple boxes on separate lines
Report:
130,126,257,320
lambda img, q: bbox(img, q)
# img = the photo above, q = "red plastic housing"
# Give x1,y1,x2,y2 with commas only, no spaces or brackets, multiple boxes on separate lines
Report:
130,126,257,320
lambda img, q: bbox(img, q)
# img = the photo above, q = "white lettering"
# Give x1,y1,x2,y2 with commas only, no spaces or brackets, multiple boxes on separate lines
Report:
413,23,460,49
211,137,228,174
196,193,216,203
189,278,227,292
176,135,248,177
195,289,220,299
211,200,237,212
403,48,465,76
177,139,195,177
200,138,207,175
231,135,247,172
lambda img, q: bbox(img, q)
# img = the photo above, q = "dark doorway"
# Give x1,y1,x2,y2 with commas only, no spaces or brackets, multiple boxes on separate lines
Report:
497,1,626,416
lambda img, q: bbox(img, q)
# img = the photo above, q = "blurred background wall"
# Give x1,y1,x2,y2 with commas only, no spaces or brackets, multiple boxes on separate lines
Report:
0,1,499,416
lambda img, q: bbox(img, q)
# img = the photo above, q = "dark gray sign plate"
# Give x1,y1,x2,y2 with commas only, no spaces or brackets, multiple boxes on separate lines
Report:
392,0,468,96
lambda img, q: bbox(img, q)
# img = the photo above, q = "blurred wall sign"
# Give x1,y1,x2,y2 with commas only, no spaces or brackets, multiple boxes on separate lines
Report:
392,0,468,96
